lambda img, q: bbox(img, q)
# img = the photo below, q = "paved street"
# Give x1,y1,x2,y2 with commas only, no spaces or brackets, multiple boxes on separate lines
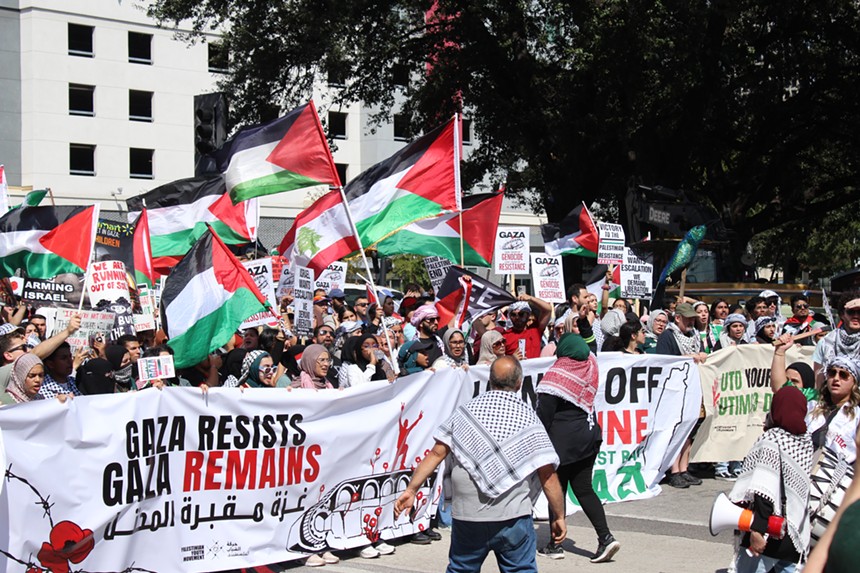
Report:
279,470,738,573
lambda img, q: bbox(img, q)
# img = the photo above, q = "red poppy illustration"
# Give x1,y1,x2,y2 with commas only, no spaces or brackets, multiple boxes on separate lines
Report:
36,521,94,573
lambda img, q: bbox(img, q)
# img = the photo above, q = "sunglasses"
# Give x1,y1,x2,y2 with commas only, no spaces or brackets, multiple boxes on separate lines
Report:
845,308,860,317
318,330,334,336
258,365,277,375
826,368,853,381
492,340,505,347
7,344,31,354
354,302,368,307
794,303,809,310
423,317,439,323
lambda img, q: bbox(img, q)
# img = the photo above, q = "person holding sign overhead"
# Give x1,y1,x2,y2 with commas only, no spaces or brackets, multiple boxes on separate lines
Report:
502,294,552,359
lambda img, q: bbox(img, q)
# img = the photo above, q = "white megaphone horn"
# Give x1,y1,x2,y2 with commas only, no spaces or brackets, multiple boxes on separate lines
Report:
709,493,784,538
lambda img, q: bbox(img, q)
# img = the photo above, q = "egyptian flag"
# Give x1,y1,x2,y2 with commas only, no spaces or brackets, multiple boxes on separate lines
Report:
0,205,99,278
435,266,516,327
162,227,269,368
344,117,460,247
373,191,503,266
127,175,257,274
211,101,341,204
541,203,599,257
278,190,359,274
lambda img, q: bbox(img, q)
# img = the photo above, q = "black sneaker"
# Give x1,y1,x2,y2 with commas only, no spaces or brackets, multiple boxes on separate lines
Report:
681,471,703,486
590,535,620,563
537,542,564,560
425,528,442,541
667,472,690,488
410,532,432,545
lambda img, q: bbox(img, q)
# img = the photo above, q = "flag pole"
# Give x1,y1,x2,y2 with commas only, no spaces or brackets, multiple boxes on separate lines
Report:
336,186,400,374
454,113,464,266
77,203,101,313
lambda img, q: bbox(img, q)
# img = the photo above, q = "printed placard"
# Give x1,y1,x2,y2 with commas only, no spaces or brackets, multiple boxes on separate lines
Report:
423,256,452,295
597,222,625,265
293,266,315,338
133,286,158,332
276,261,294,300
240,258,278,329
20,276,83,308
137,355,176,383
529,253,566,303
493,226,530,274
620,248,654,299
314,262,348,294
87,260,135,341
50,308,116,351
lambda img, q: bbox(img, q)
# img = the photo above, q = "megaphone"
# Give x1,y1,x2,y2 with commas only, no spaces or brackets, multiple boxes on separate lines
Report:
709,493,785,538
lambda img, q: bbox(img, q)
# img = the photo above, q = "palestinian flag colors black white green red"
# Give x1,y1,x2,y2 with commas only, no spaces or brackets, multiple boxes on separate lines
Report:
161,227,269,368
434,266,516,328
212,101,341,204
132,209,155,287
373,191,503,266
541,203,599,258
0,205,99,278
278,190,359,274
126,175,257,274
343,117,460,246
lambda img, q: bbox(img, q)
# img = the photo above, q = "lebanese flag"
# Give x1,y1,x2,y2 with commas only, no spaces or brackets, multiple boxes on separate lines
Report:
373,190,503,266
0,205,99,278
162,227,269,368
127,175,257,274
211,101,341,204
541,203,599,257
278,190,359,274
434,266,516,327
132,209,156,286
344,117,460,247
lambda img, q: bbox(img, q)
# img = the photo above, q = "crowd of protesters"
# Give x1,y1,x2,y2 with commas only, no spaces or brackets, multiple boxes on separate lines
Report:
1,271,859,572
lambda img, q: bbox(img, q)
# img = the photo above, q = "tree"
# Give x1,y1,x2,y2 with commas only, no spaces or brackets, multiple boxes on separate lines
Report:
150,0,860,279
389,255,430,289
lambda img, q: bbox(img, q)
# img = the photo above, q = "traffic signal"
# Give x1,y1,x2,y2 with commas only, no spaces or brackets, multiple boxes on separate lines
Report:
193,93,228,175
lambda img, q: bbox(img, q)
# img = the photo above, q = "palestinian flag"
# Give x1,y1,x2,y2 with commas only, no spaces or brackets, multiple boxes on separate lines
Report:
373,191,503,266
278,190,359,274
344,117,460,246
434,266,515,327
0,205,99,278
541,203,599,257
132,209,155,287
19,189,48,208
127,175,257,274
585,264,621,312
211,101,341,204
162,227,269,368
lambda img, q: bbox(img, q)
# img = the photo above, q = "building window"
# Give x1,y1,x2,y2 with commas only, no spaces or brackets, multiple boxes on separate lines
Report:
329,112,347,139
208,42,228,73
393,114,410,141
462,119,472,145
68,24,94,57
68,84,95,117
129,90,153,122
129,148,154,179
335,163,348,184
327,68,347,87
128,32,152,64
69,144,95,176
392,64,410,88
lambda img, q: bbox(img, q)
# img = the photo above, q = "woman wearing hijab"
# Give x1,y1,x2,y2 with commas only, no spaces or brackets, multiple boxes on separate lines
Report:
105,344,135,392
4,354,47,404
332,320,363,360
541,316,567,357
397,339,434,376
714,314,750,351
642,310,668,354
339,333,387,387
476,330,505,365
729,385,813,573
432,329,469,369
220,348,248,388
238,350,278,388
77,358,118,395
536,333,620,563
291,344,334,389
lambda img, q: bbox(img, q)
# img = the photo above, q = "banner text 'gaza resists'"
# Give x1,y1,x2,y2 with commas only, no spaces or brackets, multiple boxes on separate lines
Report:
102,414,322,506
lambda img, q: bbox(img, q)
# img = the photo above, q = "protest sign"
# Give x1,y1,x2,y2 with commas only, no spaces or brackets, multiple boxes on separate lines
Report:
239,258,278,330
0,372,462,572
690,344,814,463
95,219,139,291
493,226,530,274
314,262,348,294
87,260,135,341
276,262,294,300
293,266,315,338
529,253,565,303
133,286,157,332
597,222,625,265
137,354,176,383
423,256,452,294
49,307,115,351
19,276,83,308
620,247,654,299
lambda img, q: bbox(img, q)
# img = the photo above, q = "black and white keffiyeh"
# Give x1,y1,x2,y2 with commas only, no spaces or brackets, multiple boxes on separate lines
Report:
729,428,813,556
435,390,559,499
667,322,702,355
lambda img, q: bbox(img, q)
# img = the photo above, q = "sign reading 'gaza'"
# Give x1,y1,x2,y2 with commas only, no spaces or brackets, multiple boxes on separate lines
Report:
494,226,530,275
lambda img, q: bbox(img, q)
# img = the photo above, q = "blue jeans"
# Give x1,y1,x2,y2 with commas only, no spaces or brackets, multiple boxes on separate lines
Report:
735,551,796,573
447,515,537,573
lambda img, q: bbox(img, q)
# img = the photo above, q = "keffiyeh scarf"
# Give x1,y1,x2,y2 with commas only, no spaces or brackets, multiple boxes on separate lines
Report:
537,353,600,428
667,322,701,355
819,327,860,366
435,390,559,499
729,428,813,556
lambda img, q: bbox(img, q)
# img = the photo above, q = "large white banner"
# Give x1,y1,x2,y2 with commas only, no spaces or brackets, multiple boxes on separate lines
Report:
0,355,699,571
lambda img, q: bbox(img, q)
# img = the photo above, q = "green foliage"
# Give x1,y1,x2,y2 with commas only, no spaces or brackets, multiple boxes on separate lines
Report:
389,255,429,288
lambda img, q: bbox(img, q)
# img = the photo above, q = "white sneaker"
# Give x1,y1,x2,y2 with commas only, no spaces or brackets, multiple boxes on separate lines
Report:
321,551,340,564
304,554,326,567
359,546,380,559
374,541,396,555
